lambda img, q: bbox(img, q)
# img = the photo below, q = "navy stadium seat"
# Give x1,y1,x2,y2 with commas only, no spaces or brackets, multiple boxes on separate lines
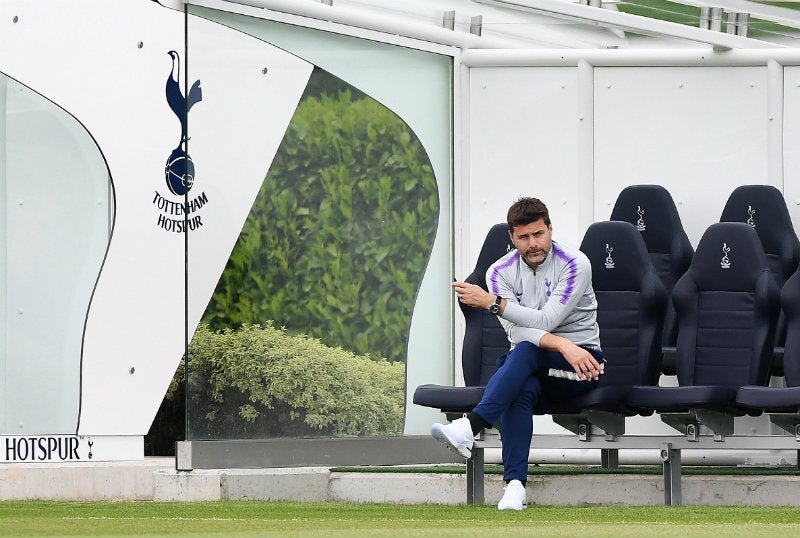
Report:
413,223,512,414
736,267,800,421
545,221,667,421
610,185,693,374
719,185,800,375
720,185,800,290
626,222,780,434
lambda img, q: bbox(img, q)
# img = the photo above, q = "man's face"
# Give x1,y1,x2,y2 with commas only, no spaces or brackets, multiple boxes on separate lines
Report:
510,218,552,269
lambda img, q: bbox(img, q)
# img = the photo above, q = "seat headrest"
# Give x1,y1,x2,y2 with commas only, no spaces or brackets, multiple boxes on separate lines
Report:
687,222,769,291
720,185,796,255
580,221,651,292
473,223,514,289
610,184,686,253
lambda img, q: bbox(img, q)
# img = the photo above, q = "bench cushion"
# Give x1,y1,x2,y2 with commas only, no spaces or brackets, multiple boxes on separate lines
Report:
736,385,800,412
626,385,739,412
413,384,485,413
544,386,633,414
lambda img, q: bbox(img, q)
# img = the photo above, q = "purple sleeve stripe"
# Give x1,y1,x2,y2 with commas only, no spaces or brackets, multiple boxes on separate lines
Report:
488,252,519,295
553,244,577,305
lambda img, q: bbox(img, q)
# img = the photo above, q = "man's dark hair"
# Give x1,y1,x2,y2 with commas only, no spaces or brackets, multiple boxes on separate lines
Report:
507,197,551,231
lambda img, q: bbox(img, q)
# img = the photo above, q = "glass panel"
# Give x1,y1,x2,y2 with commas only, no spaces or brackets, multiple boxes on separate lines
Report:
0,75,112,435
182,8,452,441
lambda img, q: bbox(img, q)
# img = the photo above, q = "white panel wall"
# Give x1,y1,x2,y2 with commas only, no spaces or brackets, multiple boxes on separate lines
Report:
594,66,771,246
469,64,777,252
468,67,582,267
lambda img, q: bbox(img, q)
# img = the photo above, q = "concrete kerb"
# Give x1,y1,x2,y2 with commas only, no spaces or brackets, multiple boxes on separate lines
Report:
5,458,800,505
0,457,174,501
153,466,503,504
220,467,332,502
152,467,335,502
110,466,800,505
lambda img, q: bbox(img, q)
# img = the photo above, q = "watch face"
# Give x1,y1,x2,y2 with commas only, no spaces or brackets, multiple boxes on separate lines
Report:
489,303,500,315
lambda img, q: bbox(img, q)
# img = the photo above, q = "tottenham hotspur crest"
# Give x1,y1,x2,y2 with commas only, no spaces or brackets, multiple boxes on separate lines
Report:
720,242,731,269
747,205,756,228
635,205,646,231
165,50,202,196
604,243,615,269
152,51,210,234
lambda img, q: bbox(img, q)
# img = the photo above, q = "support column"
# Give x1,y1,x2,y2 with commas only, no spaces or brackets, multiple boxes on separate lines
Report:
661,443,682,506
601,448,619,468
767,59,784,191
466,447,485,505
577,59,595,232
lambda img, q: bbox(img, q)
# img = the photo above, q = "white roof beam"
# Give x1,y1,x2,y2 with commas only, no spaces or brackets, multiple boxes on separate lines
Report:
195,0,533,49
462,46,800,66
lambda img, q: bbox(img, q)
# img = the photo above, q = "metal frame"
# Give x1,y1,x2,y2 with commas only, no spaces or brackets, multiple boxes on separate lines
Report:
681,0,800,33
475,0,782,50
187,0,521,51
189,0,800,53
465,426,800,506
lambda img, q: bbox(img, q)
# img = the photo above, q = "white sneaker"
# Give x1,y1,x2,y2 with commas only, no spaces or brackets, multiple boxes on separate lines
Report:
497,479,527,511
431,417,474,459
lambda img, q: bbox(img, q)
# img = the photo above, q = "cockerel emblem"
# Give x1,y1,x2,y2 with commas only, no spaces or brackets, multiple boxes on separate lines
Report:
165,50,202,196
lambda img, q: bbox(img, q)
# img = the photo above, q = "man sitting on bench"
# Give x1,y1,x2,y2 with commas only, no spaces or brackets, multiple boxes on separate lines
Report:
431,196,605,510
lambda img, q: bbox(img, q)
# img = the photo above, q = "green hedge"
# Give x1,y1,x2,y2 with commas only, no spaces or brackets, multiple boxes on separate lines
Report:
177,323,405,438
202,76,439,363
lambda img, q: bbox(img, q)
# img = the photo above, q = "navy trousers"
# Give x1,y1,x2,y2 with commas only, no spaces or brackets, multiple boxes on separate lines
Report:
471,341,603,482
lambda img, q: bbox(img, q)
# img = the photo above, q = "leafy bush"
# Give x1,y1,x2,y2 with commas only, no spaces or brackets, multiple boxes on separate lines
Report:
201,71,439,363
179,323,405,438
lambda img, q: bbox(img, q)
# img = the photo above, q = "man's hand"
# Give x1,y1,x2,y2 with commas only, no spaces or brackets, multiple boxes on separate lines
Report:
452,280,497,311
540,333,603,381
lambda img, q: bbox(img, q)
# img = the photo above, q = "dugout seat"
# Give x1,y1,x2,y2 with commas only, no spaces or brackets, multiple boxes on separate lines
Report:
736,267,800,434
610,185,693,374
719,185,800,376
412,223,512,415
546,221,667,437
626,222,780,437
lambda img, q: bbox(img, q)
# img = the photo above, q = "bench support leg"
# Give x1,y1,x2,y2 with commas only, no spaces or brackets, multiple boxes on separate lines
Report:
601,448,619,469
661,444,682,506
466,447,485,505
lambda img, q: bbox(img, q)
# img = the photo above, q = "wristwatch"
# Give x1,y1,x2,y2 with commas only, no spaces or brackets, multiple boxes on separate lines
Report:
488,295,502,315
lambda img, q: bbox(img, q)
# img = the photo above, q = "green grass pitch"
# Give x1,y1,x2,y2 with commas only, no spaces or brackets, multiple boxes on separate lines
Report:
2,501,800,537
